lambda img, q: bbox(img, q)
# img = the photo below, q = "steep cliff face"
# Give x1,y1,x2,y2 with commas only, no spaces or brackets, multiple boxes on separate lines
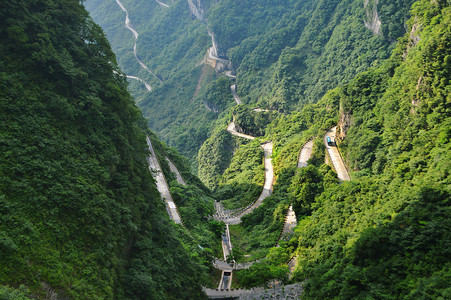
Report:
364,0,382,35
338,108,353,140
188,0,205,21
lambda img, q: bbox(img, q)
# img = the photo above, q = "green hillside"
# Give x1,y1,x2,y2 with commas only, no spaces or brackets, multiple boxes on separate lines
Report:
235,1,450,297
0,0,210,298
85,0,417,168
1,0,449,298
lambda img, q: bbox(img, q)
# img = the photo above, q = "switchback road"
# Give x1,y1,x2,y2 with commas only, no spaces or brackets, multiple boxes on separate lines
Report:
230,84,242,105
213,141,273,225
226,122,255,140
114,0,162,90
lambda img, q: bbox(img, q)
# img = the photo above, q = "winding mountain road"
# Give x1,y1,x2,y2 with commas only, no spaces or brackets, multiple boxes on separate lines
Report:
126,75,152,91
207,29,227,62
230,84,242,105
114,0,162,91
324,127,351,181
146,136,182,224
225,71,236,78
277,140,315,246
218,224,233,290
226,122,255,140
213,140,273,225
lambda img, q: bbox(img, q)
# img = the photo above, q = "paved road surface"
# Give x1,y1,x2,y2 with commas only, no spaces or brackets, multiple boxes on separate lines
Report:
126,75,152,91
230,84,242,105
225,71,236,78
219,225,233,290
215,201,227,218
297,140,313,168
166,158,186,185
277,140,316,238
146,137,182,224
213,259,253,271
115,0,162,84
227,122,255,140
155,0,169,8
214,142,273,225
324,127,351,181
222,225,232,260
218,271,232,290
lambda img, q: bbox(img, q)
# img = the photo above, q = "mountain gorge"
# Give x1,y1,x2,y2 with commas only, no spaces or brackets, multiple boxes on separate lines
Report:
1,0,449,299
85,0,451,297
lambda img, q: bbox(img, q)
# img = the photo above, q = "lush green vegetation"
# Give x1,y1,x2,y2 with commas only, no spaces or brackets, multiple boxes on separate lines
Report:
85,0,218,168
86,0,417,169
204,3,448,295
197,126,237,189
5,0,447,297
0,0,209,298
213,0,417,110
147,132,224,258
232,105,278,137
217,139,264,210
234,1,450,296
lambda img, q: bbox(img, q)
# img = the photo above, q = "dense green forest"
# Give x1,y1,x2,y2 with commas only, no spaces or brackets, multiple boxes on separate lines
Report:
86,0,418,169
0,0,211,298
2,0,449,298
86,0,449,297
233,1,450,297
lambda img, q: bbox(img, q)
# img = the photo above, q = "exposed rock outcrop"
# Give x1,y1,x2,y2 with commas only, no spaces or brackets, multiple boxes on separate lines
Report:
338,102,353,140
409,19,421,47
403,17,422,61
188,0,204,21
364,0,382,36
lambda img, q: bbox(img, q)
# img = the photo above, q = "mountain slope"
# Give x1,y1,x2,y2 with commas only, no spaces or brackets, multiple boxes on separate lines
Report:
0,0,207,298
85,0,417,167
81,0,449,297
236,0,450,296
